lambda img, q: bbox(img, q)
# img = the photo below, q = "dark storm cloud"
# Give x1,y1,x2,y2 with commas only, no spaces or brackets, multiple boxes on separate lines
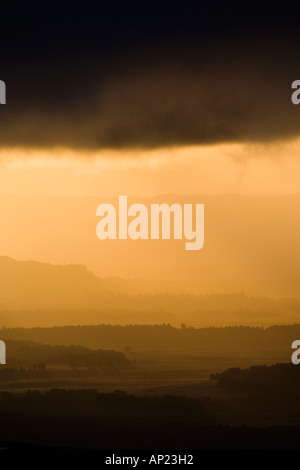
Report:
0,2,300,150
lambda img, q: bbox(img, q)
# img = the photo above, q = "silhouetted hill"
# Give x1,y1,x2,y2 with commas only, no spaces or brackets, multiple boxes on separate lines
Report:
213,362,300,394
0,256,107,309
209,362,300,423
4,339,130,369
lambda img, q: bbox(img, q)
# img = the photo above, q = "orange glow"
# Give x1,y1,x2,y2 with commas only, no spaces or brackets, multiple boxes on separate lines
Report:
0,139,300,293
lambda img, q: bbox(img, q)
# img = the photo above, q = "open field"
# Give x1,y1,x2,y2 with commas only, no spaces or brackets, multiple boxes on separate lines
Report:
0,349,288,398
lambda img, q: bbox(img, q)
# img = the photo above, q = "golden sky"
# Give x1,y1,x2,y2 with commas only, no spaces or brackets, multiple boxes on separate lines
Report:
1,139,300,197
1,139,300,285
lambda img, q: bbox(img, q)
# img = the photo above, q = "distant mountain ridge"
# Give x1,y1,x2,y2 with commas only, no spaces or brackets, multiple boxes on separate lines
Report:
1,256,300,327
0,256,106,309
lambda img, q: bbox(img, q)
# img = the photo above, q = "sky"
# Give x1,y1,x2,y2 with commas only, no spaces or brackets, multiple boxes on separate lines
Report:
1,141,300,197
1,1,300,287
1,2,300,149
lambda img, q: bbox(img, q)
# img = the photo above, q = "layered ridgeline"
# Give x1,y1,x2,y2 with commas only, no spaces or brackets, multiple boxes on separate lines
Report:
3,340,130,368
0,339,130,381
1,256,300,326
